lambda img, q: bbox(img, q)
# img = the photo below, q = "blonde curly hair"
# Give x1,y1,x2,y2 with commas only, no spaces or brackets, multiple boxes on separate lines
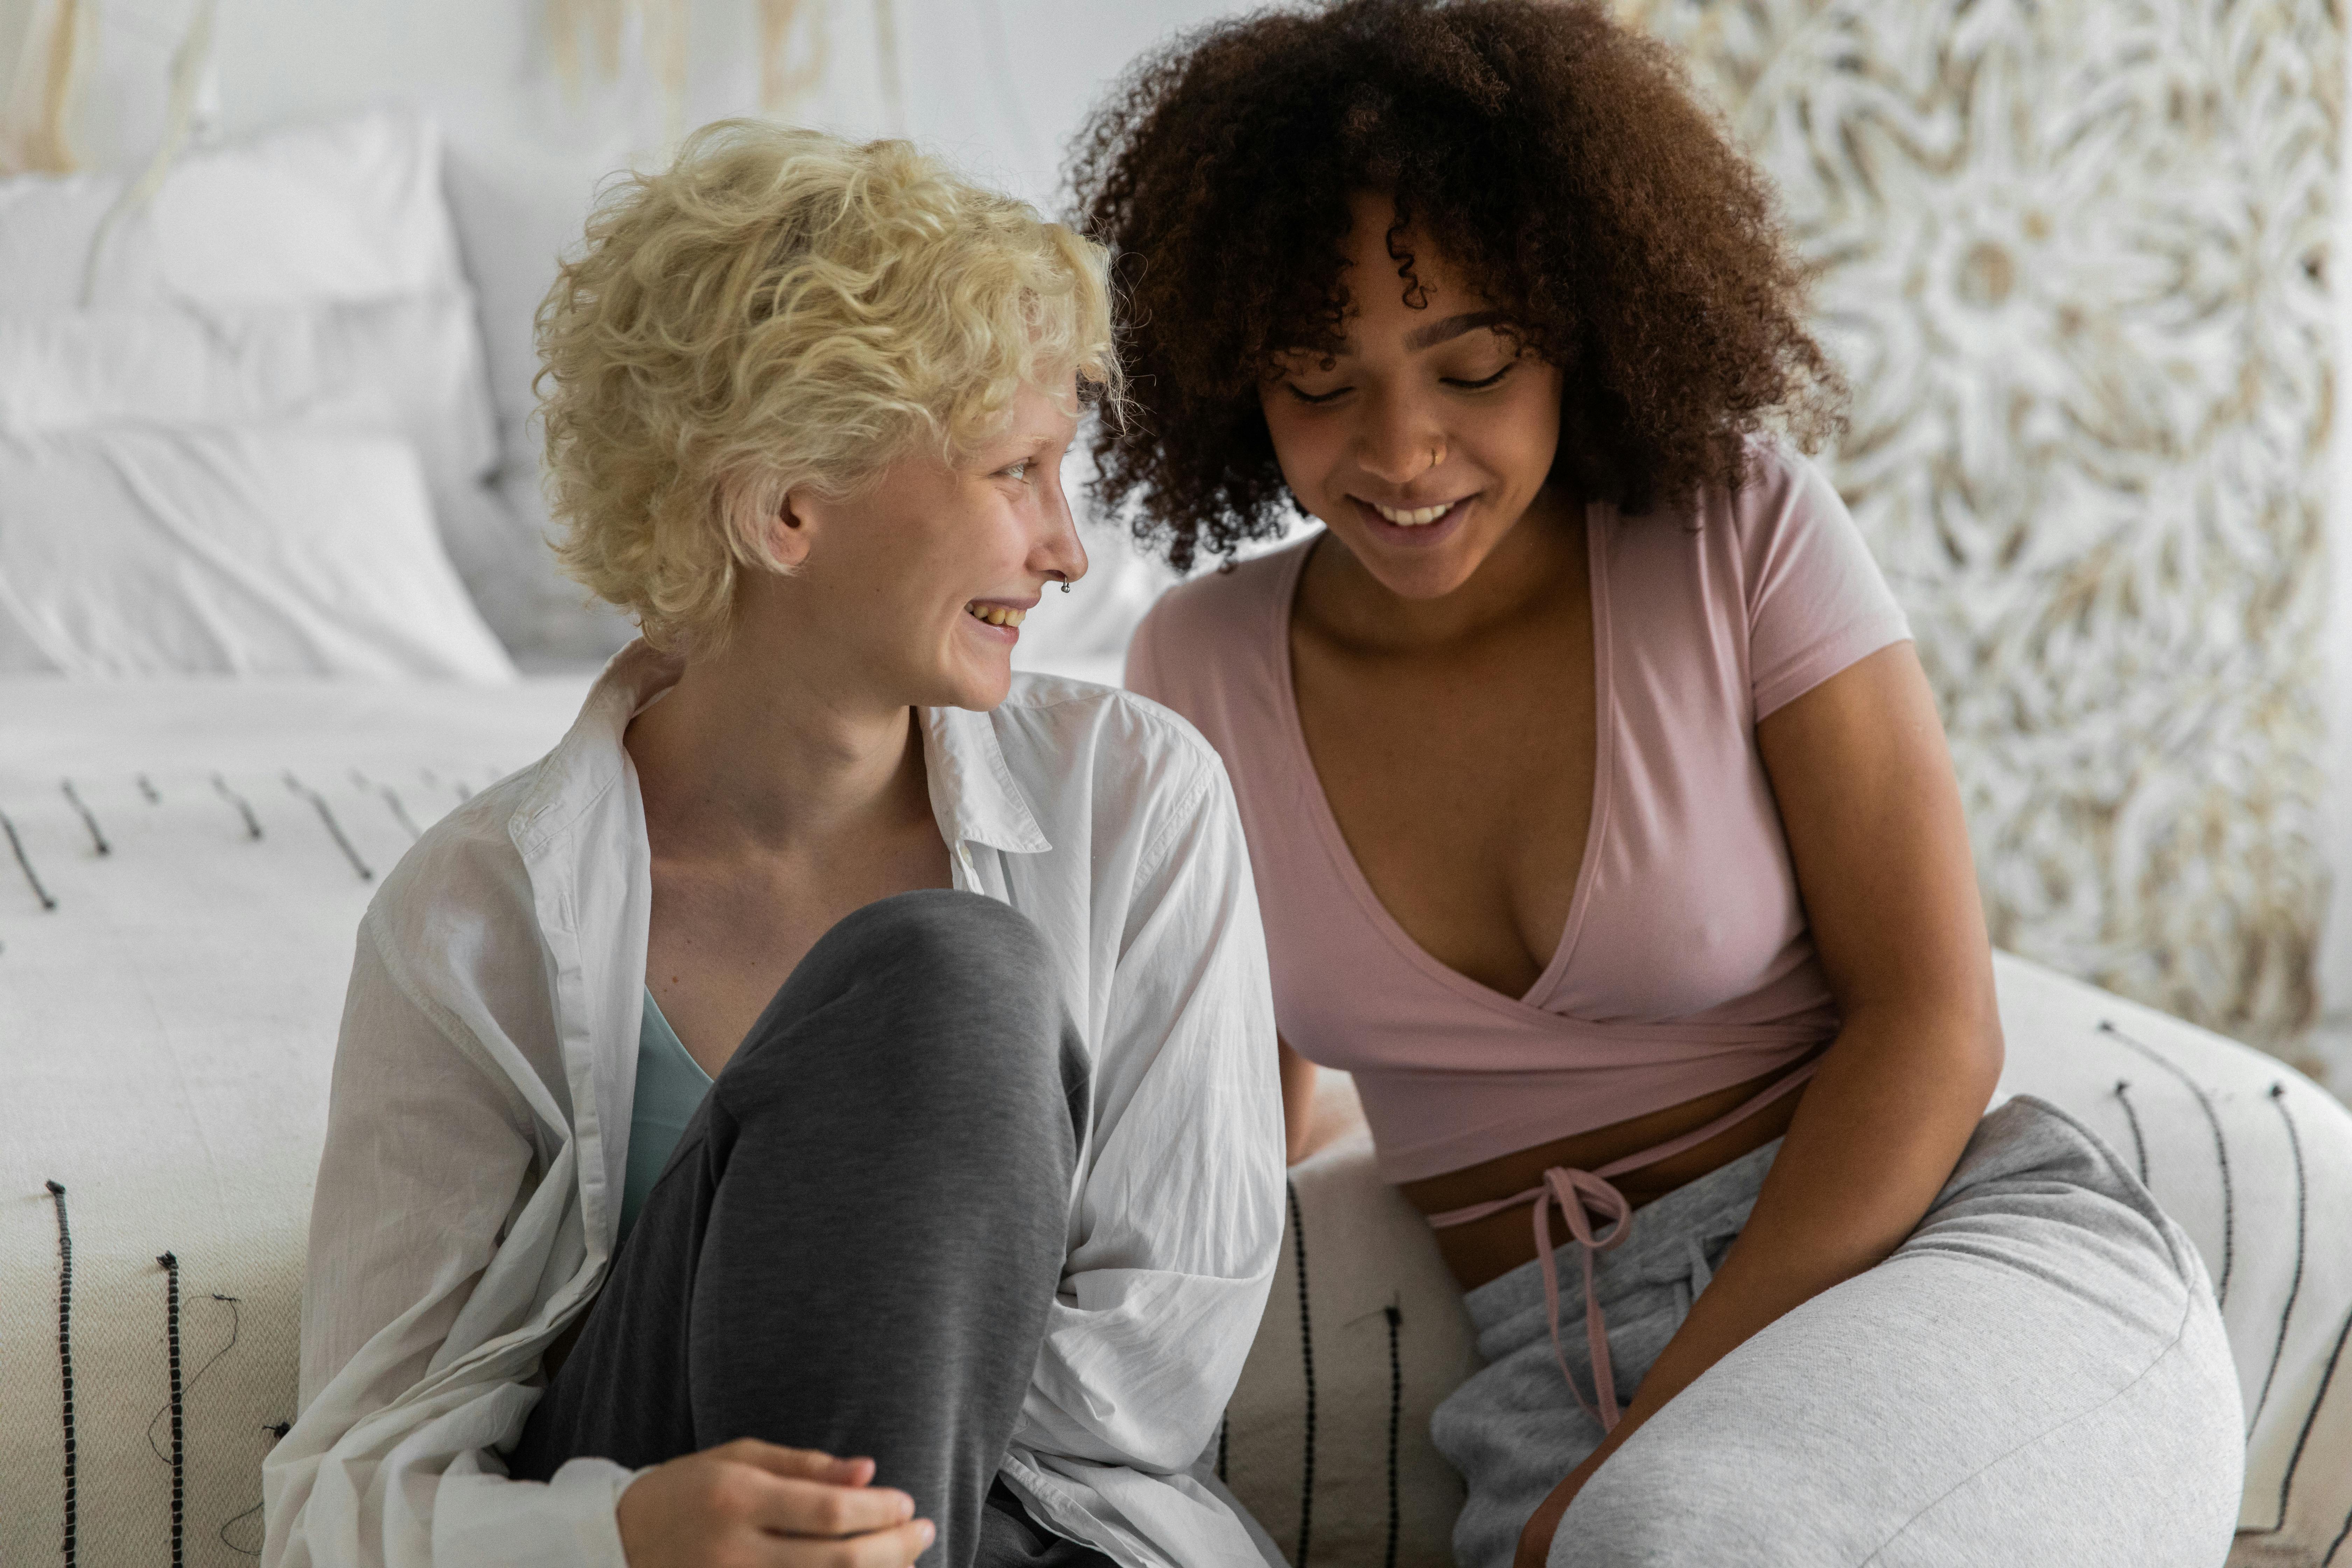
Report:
536,120,1120,652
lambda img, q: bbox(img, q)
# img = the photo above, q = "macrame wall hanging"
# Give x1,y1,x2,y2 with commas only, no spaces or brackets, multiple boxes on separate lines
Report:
1615,0,2342,1051
0,0,87,175
545,0,892,137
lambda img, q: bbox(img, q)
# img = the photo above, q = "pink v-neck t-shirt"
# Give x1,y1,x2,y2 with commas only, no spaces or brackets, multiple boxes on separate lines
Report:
1125,443,1913,1183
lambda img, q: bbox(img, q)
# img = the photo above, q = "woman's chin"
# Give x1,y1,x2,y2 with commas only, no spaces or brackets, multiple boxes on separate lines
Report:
1329,525,1490,602
939,649,1015,711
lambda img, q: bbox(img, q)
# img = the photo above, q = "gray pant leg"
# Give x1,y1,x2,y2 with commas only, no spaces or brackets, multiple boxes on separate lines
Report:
509,889,1112,1568
1554,1098,2242,1567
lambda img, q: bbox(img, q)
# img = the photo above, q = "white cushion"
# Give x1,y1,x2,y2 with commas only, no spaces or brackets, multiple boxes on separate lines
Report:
0,112,468,309
1225,953,2352,1567
0,297,498,500
0,427,514,680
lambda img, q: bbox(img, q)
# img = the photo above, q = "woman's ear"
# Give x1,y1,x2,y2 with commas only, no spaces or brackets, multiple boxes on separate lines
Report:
763,489,816,572
725,474,816,573
720,479,814,583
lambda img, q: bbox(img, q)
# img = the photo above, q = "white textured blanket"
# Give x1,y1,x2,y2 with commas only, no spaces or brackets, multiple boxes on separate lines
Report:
1,676,589,1566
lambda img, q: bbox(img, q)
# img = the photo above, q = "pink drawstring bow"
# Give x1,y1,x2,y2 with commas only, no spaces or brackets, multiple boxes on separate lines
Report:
1423,1060,1820,1432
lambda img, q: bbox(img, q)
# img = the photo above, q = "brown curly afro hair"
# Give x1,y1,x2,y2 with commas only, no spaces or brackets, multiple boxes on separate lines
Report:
1068,0,1844,572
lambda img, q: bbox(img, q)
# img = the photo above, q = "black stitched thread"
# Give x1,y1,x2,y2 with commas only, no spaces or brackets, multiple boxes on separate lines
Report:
1384,1303,1403,1568
2249,1083,2308,1442
2112,1080,2149,1185
2100,1020,2233,1307
2273,1301,2352,1540
2326,1497,2352,1567
158,1253,186,1567
58,780,109,856
212,774,263,840
219,1498,266,1560
307,793,373,879
1216,1413,1228,1483
285,773,372,881
150,1297,249,1551
1287,1178,1315,1568
5,811,57,910
48,1181,77,1567
380,786,422,841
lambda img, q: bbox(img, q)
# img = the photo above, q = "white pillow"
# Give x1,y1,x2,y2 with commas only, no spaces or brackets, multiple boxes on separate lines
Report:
0,428,515,680
0,111,468,309
0,296,498,498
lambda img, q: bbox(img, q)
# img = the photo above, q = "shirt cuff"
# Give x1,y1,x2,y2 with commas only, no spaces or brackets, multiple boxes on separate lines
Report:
436,1455,640,1568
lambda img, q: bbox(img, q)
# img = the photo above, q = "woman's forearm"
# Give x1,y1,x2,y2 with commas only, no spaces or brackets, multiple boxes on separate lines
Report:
1279,1037,1320,1164
1514,1004,1999,1564
1637,1006,1996,1412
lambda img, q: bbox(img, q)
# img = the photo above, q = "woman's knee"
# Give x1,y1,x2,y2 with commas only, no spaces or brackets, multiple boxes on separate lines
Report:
1552,1434,1820,1567
734,889,1086,1143
817,889,1055,1009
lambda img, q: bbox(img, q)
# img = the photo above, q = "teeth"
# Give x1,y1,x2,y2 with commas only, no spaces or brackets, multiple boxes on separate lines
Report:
1372,500,1457,526
964,603,1026,627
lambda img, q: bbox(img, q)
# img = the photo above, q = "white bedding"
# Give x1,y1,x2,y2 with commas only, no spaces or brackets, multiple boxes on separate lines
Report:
0,428,516,679
0,676,588,1565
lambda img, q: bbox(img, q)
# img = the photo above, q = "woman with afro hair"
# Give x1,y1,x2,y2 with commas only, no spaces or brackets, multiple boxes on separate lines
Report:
1081,2,2244,1563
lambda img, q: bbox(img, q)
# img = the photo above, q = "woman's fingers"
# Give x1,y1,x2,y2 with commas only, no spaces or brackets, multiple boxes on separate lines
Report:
714,1438,878,1487
616,1443,926,1568
749,1474,919,1538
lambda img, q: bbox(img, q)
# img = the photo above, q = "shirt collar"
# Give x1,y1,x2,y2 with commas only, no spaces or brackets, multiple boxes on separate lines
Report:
920,702,1053,856
513,640,1051,858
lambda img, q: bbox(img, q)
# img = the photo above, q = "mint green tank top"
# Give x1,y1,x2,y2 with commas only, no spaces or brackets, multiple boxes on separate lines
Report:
619,988,713,1245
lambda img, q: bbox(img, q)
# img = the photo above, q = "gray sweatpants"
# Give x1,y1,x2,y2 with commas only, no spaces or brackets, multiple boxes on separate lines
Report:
1433,1096,2244,1567
507,889,1115,1568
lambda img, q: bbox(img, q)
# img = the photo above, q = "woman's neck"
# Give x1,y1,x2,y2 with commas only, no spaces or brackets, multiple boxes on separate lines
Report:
626,629,935,862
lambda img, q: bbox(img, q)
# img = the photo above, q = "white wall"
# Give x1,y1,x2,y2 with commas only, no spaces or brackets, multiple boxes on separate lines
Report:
184,0,1236,433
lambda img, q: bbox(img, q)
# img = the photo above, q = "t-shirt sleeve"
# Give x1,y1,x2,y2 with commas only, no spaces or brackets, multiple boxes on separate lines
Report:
1743,449,1912,720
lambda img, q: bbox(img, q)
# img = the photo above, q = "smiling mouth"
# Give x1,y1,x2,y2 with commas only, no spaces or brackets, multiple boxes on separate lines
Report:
1366,497,1467,527
965,602,1026,626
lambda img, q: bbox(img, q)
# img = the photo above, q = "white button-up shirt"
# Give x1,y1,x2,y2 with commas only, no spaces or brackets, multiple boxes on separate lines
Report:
262,642,1286,1568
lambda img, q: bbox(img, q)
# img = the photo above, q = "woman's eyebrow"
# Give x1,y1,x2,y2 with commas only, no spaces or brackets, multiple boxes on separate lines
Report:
1403,309,1506,351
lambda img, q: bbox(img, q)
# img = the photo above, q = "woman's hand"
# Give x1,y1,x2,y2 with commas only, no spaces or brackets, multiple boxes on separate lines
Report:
617,1440,936,1567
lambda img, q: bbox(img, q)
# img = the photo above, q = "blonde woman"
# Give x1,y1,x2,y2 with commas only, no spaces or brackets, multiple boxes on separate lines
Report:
263,124,1284,1568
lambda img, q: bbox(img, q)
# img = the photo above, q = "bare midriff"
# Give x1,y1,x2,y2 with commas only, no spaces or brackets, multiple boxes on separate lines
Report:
1398,1063,1807,1291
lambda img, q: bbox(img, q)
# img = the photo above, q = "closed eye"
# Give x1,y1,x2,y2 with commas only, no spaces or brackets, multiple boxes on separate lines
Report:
1284,383,1351,406
1443,365,1515,391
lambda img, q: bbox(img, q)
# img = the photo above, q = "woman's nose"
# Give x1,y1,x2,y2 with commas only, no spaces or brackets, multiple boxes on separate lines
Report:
1354,390,1445,487
1034,475,1089,585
